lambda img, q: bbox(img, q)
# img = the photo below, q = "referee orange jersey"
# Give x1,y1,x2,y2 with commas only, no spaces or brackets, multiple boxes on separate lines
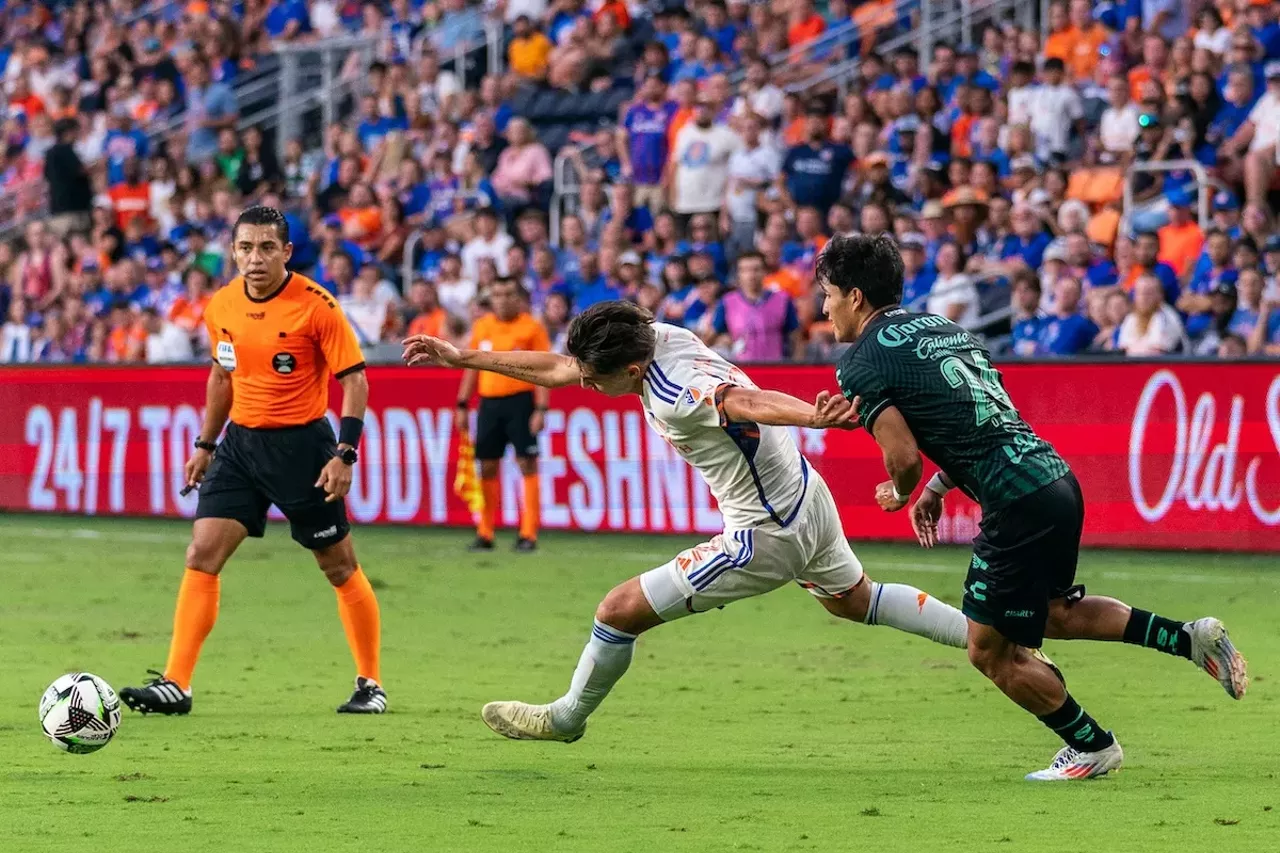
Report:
204,272,365,429
469,311,551,397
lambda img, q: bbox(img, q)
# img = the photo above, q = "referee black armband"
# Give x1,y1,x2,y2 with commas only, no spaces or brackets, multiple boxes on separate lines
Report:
339,417,364,448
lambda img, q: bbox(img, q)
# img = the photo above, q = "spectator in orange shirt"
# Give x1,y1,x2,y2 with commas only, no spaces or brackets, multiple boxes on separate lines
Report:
787,0,826,48
508,16,553,83
7,74,46,120
1157,189,1205,277
338,183,384,250
405,278,448,337
1044,0,1112,82
1128,34,1168,102
107,160,152,231
169,267,214,334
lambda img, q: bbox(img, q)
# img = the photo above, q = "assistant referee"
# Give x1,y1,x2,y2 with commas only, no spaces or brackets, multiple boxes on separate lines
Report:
120,205,387,717
456,277,551,552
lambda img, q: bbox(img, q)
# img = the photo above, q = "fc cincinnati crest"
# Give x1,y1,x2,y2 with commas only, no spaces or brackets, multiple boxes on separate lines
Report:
272,352,297,374
682,388,702,405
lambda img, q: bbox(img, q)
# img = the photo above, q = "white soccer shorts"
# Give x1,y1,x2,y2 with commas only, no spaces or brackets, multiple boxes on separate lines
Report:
639,471,865,621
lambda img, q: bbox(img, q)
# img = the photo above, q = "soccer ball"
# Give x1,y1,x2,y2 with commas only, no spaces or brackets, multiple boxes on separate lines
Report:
38,673,122,754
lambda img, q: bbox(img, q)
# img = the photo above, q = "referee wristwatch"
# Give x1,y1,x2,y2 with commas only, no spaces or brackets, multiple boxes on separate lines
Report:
193,439,217,452
337,446,359,466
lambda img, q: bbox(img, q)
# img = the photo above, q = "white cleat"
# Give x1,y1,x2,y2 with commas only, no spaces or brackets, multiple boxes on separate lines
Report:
481,701,585,743
1188,617,1248,699
1025,739,1123,781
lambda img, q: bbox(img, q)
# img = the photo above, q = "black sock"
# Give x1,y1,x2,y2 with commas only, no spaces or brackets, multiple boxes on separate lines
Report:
1037,694,1115,753
1123,608,1191,659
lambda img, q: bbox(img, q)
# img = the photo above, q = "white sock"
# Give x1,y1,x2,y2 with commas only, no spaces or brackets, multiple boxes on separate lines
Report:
863,581,969,648
548,620,636,732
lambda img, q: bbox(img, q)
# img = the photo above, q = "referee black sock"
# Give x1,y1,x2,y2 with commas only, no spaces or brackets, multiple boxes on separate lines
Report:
1123,608,1191,659
1037,694,1115,753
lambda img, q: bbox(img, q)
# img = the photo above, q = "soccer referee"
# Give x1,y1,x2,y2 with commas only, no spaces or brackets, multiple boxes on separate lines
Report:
121,206,387,716
457,277,551,552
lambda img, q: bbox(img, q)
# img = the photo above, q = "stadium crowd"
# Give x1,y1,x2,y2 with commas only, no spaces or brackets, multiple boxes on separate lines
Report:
2,0,1280,366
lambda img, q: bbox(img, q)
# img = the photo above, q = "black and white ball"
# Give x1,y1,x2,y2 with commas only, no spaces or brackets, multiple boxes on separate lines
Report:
38,673,122,754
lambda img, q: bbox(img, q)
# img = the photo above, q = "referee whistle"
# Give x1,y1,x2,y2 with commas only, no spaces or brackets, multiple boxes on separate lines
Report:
180,484,198,497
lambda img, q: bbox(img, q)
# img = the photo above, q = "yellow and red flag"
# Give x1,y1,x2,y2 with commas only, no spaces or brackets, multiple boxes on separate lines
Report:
453,430,485,518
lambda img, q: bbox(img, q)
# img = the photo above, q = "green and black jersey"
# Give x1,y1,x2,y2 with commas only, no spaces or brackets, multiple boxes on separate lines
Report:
835,308,1070,511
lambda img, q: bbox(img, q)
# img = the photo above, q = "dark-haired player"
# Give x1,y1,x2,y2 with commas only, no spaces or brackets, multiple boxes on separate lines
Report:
816,233,1248,781
404,302,972,743
121,206,388,716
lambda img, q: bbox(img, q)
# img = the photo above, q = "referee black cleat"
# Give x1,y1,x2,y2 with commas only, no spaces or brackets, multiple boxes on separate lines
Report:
467,536,495,552
120,670,192,715
513,537,537,553
337,677,387,714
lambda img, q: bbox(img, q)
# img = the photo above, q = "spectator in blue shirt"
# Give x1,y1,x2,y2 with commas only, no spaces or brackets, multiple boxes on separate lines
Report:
1037,277,1098,355
1179,229,1238,337
264,0,311,39
778,101,854,215
1009,270,1045,356
997,203,1053,271
899,233,937,310
183,59,239,164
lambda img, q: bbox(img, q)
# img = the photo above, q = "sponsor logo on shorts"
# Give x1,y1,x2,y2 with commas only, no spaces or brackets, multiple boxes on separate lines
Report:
1004,609,1035,618
272,352,297,374
314,525,338,538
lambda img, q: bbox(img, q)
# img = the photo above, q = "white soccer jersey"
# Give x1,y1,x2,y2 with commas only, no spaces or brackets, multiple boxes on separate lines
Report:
640,323,809,530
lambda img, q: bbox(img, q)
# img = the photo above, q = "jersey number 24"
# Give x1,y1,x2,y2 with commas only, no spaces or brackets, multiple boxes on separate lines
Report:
940,351,1016,426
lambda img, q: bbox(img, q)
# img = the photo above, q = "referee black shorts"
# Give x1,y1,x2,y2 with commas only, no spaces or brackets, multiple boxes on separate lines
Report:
195,419,349,550
475,391,539,461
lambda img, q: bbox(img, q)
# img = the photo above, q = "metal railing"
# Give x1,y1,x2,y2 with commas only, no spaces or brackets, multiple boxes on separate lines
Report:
1122,159,1215,231
790,0,1034,95
727,0,919,86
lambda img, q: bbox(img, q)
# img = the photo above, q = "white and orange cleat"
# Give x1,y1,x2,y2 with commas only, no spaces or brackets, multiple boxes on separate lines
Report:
1025,739,1124,781
1189,618,1248,699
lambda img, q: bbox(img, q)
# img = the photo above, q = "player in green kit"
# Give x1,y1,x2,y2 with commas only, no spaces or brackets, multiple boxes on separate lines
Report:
814,234,1248,781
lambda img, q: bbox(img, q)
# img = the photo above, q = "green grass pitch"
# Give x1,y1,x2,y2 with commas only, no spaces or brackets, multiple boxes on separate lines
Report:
0,514,1277,852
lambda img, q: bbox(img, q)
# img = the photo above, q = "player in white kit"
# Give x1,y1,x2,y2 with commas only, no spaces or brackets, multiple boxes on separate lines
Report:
403,302,969,742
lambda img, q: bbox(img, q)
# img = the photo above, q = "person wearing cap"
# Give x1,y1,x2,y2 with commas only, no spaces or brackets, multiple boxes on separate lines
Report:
1187,276,1239,356
777,100,854,216
1155,186,1204,277
1243,60,1280,207
1209,189,1244,237
1262,234,1280,282
898,233,936,311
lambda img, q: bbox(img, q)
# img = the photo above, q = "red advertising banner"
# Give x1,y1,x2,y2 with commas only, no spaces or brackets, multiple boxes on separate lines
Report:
0,362,1277,551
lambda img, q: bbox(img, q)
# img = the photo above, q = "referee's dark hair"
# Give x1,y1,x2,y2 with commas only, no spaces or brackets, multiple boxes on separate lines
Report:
566,301,657,376
814,233,904,309
233,205,290,245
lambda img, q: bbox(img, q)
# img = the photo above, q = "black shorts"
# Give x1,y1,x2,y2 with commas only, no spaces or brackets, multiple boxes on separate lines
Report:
195,419,349,550
962,473,1086,649
475,391,538,460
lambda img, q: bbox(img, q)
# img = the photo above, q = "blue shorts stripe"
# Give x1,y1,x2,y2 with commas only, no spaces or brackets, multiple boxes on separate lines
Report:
690,530,756,591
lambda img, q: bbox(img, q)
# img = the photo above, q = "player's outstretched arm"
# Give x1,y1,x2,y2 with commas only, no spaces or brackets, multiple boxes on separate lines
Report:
402,335,581,388
718,387,858,430
863,403,923,513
